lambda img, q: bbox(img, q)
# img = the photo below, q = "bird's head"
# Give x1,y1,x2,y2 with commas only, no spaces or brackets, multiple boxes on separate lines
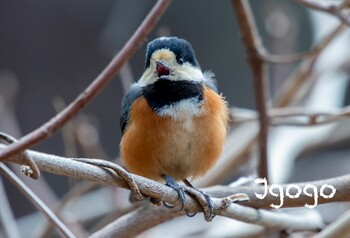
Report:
138,37,204,86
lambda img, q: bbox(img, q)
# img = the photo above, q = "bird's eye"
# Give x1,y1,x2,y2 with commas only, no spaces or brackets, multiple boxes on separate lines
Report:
177,58,184,65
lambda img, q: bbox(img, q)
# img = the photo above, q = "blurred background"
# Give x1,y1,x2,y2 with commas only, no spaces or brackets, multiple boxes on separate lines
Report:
0,0,349,237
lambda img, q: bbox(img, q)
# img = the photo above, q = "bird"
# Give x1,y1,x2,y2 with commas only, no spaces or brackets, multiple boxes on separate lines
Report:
119,36,229,221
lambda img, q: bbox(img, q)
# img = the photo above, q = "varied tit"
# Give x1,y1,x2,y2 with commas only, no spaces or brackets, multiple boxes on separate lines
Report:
120,36,229,220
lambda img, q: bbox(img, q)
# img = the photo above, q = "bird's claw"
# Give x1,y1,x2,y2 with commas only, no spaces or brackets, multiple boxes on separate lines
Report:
162,175,215,221
185,209,197,217
163,175,185,211
184,187,215,221
162,200,176,208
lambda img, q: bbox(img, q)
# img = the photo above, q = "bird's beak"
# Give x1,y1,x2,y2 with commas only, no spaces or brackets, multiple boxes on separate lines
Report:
156,60,172,79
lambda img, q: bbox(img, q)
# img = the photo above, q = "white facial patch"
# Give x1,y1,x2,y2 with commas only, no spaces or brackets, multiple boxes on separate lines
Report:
156,97,205,120
175,64,204,83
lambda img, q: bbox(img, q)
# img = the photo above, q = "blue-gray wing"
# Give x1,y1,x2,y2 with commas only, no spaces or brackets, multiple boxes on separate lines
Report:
120,84,143,135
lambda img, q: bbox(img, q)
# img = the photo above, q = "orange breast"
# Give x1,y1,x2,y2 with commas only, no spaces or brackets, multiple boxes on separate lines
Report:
120,87,228,181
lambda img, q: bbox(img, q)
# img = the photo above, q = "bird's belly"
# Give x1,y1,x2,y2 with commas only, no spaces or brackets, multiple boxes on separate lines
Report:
157,119,200,180
121,90,227,181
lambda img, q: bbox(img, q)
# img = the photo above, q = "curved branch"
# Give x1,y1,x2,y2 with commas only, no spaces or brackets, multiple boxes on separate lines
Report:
2,145,350,234
0,0,171,162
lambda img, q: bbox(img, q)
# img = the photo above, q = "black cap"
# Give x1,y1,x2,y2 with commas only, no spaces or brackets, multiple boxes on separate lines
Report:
145,37,199,69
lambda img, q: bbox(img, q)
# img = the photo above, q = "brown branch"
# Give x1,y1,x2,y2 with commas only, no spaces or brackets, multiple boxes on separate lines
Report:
200,20,345,189
232,0,269,180
0,0,171,162
0,132,40,179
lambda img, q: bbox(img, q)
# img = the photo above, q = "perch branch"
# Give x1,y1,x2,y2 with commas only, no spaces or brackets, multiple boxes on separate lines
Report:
0,0,171,162
2,145,350,230
232,0,269,180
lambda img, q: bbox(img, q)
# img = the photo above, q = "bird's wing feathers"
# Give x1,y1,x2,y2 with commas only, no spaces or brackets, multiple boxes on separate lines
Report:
120,84,143,135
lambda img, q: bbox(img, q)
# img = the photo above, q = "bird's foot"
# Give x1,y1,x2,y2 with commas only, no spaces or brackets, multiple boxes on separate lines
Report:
162,175,185,210
161,176,215,221
182,185,215,222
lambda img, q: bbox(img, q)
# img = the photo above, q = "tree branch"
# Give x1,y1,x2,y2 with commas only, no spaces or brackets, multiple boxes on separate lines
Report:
0,177,21,238
198,21,345,189
231,106,350,126
232,0,269,180
315,209,350,238
294,0,350,27
2,145,350,234
0,163,75,238
0,0,171,162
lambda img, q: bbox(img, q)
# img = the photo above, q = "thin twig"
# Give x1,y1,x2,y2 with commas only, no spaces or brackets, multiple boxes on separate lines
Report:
232,0,269,180
0,0,171,162
260,20,344,63
231,106,350,126
0,163,75,238
0,177,21,238
294,0,350,27
36,181,95,238
273,23,345,107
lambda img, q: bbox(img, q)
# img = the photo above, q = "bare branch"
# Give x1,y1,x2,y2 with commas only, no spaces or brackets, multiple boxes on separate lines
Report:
2,145,350,231
0,0,171,162
89,206,181,238
199,21,345,189
273,22,345,108
0,163,75,238
315,209,350,238
0,132,40,179
0,177,21,238
231,106,350,126
232,0,269,180
260,22,346,63
91,196,325,237
294,0,350,27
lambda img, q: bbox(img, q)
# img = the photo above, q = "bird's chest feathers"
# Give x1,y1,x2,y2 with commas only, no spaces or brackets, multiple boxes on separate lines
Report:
142,80,205,120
